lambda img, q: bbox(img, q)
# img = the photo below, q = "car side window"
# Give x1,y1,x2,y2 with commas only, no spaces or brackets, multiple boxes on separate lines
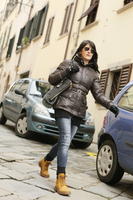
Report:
30,81,50,97
10,82,22,92
19,80,29,94
118,86,133,111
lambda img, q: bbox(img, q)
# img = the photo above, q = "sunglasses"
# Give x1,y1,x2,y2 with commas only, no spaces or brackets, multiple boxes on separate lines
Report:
84,47,94,53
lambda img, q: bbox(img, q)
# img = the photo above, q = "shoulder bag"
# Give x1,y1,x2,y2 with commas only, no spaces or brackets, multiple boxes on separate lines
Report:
42,79,72,108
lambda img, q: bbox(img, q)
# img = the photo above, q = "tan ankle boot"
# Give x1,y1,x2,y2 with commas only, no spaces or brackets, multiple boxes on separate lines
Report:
55,173,71,196
39,159,51,178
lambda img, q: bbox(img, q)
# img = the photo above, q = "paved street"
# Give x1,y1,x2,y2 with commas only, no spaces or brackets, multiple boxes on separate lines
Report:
0,122,132,200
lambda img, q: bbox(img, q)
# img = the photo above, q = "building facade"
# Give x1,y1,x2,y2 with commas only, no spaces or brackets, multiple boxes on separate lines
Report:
0,0,133,142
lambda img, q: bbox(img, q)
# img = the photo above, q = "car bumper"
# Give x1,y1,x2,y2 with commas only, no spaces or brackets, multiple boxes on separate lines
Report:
28,114,95,143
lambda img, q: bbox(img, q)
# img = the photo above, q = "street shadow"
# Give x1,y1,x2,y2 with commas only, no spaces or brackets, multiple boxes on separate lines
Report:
3,122,15,133
30,132,58,145
112,178,133,198
3,121,90,150
3,121,57,145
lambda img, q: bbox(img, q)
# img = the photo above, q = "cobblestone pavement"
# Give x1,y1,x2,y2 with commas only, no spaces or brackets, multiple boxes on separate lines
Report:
0,122,132,200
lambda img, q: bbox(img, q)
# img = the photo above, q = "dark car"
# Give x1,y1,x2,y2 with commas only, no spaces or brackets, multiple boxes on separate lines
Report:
96,81,133,184
0,78,95,149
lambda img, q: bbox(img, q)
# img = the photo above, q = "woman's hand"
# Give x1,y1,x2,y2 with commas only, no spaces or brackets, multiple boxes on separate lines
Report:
109,105,119,117
67,65,79,73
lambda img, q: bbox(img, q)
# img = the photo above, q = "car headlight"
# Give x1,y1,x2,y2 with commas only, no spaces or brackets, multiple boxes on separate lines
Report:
84,112,95,126
33,104,50,117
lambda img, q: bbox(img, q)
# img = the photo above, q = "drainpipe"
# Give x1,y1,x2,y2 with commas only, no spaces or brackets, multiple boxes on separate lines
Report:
64,0,79,60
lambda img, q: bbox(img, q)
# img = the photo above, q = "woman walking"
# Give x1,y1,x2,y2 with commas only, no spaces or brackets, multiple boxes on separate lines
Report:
39,40,119,196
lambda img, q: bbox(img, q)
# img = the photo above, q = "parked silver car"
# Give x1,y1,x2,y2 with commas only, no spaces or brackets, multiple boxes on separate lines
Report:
0,78,95,148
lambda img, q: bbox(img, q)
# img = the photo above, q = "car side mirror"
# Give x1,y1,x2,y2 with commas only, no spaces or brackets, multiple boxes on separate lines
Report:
14,89,26,97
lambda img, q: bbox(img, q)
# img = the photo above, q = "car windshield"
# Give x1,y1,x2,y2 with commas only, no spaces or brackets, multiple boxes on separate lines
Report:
30,81,50,97
118,85,133,112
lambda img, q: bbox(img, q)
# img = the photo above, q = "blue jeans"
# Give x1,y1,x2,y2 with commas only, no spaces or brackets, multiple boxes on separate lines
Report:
45,116,79,174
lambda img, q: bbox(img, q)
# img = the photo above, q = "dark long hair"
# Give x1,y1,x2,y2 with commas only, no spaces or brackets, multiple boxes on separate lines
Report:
72,40,99,73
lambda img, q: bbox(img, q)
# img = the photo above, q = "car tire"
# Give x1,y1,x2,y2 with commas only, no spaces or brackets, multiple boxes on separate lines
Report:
72,141,91,149
96,140,124,185
0,106,7,125
15,113,33,138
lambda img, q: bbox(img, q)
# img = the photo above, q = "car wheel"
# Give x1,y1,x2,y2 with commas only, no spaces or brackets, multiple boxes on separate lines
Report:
0,106,7,125
72,141,92,149
15,113,32,138
96,140,124,185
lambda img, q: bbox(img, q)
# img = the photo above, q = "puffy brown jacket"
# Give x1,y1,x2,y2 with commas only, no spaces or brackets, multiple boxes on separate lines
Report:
48,59,112,118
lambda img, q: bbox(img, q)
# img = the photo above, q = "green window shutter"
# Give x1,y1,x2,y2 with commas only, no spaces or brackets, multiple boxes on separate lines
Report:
99,69,110,94
23,19,32,39
117,64,132,93
60,3,73,35
34,9,44,37
29,15,38,40
6,36,15,58
124,0,133,5
29,4,49,40
1,30,6,50
39,4,49,35
60,6,69,35
78,0,99,21
44,16,54,44
3,29,8,49
16,27,25,49
0,34,4,57
5,24,12,47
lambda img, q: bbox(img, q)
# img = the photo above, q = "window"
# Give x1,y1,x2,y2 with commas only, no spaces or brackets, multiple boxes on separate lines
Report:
78,0,100,25
16,4,48,49
124,0,133,5
6,36,15,58
23,19,33,43
10,81,22,92
0,26,11,52
16,26,25,49
118,86,133,111
1,30,7,50
20,71,30,78
110,70,121,100
30,81,50,97
4,0,18,19
4,75,10,93
44,17,54,44
17,19,34,49
99,69,109,94
19,80,29,94
86,0,99,25
30,4,48,40
60,3,73,35
5,25,12,48
100,64,132,100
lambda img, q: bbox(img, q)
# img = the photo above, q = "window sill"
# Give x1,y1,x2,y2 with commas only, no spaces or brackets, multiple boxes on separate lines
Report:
81,20,99,32
42,42,50,48
58,32,68,40
6,56,11,61
117,2,133,14
16,43,30,53
22,43,30,49
32,35,41,42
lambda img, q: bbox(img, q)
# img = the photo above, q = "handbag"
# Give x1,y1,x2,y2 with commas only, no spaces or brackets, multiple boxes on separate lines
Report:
42,79,72,108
